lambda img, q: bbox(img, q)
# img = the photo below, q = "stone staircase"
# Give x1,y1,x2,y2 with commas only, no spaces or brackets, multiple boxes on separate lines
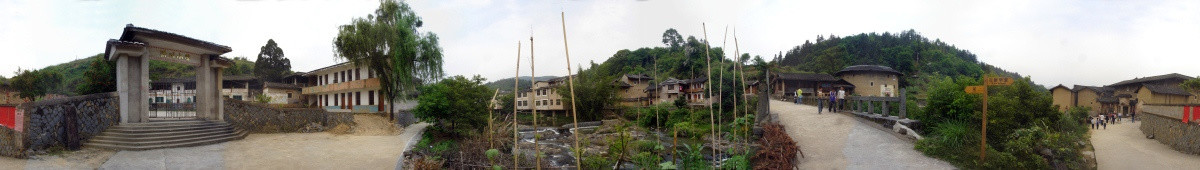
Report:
85,119,247,150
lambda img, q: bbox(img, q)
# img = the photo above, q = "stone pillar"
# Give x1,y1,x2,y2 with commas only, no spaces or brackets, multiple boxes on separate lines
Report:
867,100,874,115
882,100,889,116
140,54,150,122
195,56,211,120
115,55,133,123
215,67,224,121
899,88,907,119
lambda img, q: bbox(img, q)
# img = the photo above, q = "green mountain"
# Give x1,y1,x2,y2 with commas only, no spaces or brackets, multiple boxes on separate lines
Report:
30,54,256,96
484,76,559,92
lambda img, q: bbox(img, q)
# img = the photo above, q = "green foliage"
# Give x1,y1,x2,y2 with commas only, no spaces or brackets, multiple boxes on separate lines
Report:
582,153,614,169
254,93,272,104
223,57,255,76
658,161,678,170
555,65,618,121
632,152,663,169
254,39,292,81
633,140,661,153
485,149,500,162
414,75,491,137
483,76,557,92
779,30,982,79
678,144,710,170
722,154,750,170
334,0,444,102
76,55,116,95
11,68,61,100
916,75,1089,169
148,60,195,81
1182,77,1200,93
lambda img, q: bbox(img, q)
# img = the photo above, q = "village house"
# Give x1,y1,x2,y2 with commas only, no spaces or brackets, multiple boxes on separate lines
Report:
655,78,684,105
1051,73,1195,115
148,75,303,105
770,72,852,98
301,62,416,114
514,76,569,114
681,77,714,106
835,65,903,97
616,74,654,107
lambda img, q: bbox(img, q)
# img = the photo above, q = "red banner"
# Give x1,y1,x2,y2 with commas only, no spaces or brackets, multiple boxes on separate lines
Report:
0,106,13,129
1193,106,1200,123
1184,106,1192,123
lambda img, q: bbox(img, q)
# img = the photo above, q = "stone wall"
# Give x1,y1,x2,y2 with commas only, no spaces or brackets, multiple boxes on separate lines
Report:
0,124,23,158
1139,104,1200,155
223,99,353,133
20,92,120,156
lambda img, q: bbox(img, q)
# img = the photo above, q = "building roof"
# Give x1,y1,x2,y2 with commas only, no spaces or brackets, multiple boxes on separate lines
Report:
1109,73,1193,87
1050,84,1071,91
624,74,654,80
305,62,352,75
776,73,839,82
835,65,903,76
615,81,632,87
1142,83,1192,96
1097,96,1119,103
150,75,259,84
118,24,232,53
1072,85,1113,93
659,78,683,85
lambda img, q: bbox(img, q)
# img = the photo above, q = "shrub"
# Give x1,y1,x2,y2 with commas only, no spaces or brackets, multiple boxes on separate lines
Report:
632,152,663,169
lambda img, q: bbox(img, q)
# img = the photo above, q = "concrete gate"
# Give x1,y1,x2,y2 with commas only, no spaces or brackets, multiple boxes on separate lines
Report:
104,24,233,124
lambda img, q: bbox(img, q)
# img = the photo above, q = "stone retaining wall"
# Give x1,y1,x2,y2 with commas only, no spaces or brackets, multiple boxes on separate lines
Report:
1139,104,1200,155
223,99,353,133
8,92,120,157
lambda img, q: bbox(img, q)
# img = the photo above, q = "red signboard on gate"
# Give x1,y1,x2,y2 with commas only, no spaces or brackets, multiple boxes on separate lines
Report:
0,106,14,129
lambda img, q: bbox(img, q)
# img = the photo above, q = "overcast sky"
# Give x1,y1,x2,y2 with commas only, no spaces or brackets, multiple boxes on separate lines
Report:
2,0,1198,88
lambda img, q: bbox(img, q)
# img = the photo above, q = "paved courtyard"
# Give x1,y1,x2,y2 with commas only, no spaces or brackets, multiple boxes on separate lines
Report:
1091,120,1200,170
0,115,428,170
769,100,954,170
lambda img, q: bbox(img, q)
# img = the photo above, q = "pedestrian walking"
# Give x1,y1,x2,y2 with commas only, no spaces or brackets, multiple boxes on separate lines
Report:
817,91,824,114
796,88,803,104
1101,114,1107,129
837,87,846,112
828,90,836,113
1090,116,1097,129
1131,112,1137,123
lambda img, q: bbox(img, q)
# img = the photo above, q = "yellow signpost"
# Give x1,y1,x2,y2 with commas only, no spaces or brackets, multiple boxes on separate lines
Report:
965,76,1012,163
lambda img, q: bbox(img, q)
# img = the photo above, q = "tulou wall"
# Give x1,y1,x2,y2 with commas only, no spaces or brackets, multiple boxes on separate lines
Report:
1,92,120,158
223,99,353,133
1139,104,1200,155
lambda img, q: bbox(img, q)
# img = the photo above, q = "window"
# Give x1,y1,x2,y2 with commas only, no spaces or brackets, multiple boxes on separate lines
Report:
355,92,361,105
536,101,540,106
355,68,361,80
368,70,373,78
156,97,163,103
287,93,292,98
233,95,243,100
369,91,375,105
187,97,192,103
557,99,561,105
870,82,874,86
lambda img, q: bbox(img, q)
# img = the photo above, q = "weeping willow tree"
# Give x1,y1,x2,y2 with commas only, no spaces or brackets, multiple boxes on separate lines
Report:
333,0,444,115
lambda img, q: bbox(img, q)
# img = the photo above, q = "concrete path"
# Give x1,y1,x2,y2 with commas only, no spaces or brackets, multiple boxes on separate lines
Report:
394,122,430,170
1091,120,1200,170
99,143,225,170
769,100,954,170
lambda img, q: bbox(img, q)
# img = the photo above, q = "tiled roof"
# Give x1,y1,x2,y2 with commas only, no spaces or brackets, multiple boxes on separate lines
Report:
120,24,232,53
1109,73,1193,87
1072,85,1113,93
624,74,653,80
1097,96,1119,103
776,73,839,82
1143,83,1192,96
835,65,903,76
615,81,632,87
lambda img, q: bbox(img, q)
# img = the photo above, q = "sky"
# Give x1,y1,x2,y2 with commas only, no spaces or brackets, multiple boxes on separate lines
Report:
1,0,1199,88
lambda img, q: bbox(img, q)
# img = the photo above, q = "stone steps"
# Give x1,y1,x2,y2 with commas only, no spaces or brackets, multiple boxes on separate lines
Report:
85,120,247,150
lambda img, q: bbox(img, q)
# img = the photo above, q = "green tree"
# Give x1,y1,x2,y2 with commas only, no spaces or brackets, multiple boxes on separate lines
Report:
662,28,684,49
224,57,255,76
333,0,445,108
414,75,490,136
556,64,618,121
11,68,62,100
76,55,116,95
254,39,291,81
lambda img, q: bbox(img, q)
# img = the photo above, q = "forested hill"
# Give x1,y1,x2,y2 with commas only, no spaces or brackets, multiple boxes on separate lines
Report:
775,29,1039,89
484,76,559,92
22,54,256,96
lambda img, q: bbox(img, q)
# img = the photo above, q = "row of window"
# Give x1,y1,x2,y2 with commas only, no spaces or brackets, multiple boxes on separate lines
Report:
516,99,562,107
516,89,556,98
318,68,374,86
319,90,379,107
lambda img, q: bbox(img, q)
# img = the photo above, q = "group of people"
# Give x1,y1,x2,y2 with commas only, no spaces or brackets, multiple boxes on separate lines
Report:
796,87,846,114
1091,112,1135,129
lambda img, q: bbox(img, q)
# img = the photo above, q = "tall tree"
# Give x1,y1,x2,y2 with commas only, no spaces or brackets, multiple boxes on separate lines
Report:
224,57,255,76
76,55,116,95
333,0,444,104
662,28,684,50
254,39,291,81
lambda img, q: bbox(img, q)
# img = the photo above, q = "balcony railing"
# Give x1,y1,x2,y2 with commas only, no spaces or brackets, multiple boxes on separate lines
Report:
302,78,381,94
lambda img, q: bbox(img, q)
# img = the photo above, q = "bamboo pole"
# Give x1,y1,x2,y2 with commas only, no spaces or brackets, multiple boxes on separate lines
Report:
512,41,522,169
528,35,542,170
559,11,583,168
489,89,499,149
701,22,717,168
734,28,750,152
718,26,728,161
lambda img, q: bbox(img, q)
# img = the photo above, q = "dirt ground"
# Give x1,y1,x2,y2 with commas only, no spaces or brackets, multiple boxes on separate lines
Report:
1090,120,1200,170
2,113,419,170
0,147,116,170
223,113,407,169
